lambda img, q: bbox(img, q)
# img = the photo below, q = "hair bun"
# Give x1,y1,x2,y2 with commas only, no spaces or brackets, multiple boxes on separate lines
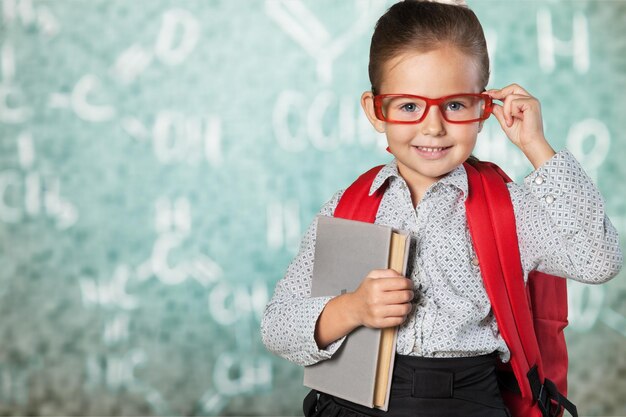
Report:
408,0,469,7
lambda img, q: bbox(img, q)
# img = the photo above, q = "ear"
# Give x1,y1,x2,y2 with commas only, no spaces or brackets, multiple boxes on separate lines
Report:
478,120,484,133
361,91,386,133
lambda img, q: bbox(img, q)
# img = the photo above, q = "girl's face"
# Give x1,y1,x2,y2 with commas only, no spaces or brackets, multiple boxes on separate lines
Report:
362,44,484,193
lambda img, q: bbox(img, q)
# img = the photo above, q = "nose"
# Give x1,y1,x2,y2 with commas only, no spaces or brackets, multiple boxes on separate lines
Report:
420,104,446,136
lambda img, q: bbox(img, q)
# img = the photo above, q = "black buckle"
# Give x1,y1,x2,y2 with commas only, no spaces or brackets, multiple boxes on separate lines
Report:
536,379,560,417
528,366,578,417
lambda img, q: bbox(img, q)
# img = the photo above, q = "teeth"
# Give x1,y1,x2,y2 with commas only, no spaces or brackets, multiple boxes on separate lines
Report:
417,146,446,152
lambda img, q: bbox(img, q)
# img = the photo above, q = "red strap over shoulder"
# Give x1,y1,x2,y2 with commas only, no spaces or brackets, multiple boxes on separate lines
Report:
464,161,544,412
333,165,386,222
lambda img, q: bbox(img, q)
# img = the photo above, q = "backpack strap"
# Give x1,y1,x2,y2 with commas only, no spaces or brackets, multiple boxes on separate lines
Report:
464,161,577,417
464,161,538,397
333,165,387,221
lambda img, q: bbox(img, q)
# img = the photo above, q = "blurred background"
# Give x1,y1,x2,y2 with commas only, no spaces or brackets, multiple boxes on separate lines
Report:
0,0,624,415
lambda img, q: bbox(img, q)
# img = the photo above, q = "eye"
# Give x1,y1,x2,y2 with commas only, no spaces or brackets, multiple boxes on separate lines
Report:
400,102,419,112
446,101,466,111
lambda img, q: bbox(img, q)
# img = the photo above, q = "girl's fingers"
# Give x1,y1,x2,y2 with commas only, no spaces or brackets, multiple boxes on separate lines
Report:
491,99,514,127
510,97,535,121
487,85,533,126
508,97,539,126
503,94,529,126
383,303,412,319
490,93,532,127
492,98,537,130
487,83,532,99
491,104,508,129
493,102,517,129
384,289,414,305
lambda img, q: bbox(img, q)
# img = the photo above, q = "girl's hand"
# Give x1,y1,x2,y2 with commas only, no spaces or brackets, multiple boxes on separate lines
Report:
486,84,555,168
348,269,414,329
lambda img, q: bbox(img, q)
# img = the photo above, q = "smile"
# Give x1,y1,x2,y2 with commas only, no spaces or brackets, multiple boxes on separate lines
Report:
411,145,452,159
415,146,451,153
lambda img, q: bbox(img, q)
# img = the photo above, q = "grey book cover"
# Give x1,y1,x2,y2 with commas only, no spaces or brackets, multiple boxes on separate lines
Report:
303,215,410,411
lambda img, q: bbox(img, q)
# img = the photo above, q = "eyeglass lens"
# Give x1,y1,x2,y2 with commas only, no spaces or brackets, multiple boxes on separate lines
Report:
380,95,487,122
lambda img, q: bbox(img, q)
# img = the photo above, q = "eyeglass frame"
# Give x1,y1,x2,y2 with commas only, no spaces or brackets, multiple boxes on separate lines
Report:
373,92,493,124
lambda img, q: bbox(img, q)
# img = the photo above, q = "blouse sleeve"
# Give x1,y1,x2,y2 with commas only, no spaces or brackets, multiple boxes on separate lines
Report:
261,188,347,366
509,149,623,284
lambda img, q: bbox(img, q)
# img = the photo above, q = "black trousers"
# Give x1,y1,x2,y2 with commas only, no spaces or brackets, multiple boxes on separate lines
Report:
304,353,511,417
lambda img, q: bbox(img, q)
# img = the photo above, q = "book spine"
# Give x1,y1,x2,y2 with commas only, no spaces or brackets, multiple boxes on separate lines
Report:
373,232,408,409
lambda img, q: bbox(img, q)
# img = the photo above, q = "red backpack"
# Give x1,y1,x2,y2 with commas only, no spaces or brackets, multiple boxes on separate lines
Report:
333,160,577,417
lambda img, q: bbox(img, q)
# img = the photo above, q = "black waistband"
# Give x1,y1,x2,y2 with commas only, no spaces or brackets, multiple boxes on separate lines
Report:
326,353,508,417
391,352,500,398
394,352,499,370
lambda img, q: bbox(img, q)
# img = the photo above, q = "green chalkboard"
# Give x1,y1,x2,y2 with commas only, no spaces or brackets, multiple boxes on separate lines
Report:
0,0,624,415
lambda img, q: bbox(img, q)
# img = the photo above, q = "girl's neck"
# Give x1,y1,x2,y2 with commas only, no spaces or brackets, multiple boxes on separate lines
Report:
396,163,439,208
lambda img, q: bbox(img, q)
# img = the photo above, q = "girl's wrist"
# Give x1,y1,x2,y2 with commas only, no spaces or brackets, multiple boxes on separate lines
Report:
341,292,363,328
521,138,555,170
315,293,361,349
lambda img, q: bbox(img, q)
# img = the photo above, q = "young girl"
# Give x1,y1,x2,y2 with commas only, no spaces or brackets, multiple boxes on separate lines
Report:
261,1,623,416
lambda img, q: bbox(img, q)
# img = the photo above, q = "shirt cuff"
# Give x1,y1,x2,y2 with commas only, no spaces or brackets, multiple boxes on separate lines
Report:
305,296,348,362
523,149,580,208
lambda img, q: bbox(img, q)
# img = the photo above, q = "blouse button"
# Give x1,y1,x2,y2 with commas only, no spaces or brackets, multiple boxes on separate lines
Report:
545,194,555,204
471,257,479,266
534,175,545,185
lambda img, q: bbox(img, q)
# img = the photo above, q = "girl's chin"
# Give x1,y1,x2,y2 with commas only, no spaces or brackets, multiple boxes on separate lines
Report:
397,158,449,179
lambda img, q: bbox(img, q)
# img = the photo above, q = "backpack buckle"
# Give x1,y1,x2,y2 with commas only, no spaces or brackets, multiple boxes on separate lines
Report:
536,380,561,417
528,366,578,417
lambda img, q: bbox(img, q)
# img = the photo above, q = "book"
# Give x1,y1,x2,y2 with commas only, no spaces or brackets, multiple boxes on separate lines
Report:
303,215,410,411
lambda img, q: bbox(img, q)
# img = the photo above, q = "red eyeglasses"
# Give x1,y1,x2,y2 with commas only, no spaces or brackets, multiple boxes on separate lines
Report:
373,93,493,124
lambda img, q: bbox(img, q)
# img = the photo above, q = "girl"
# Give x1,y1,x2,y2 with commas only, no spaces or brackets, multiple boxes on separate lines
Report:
261,1,623,416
